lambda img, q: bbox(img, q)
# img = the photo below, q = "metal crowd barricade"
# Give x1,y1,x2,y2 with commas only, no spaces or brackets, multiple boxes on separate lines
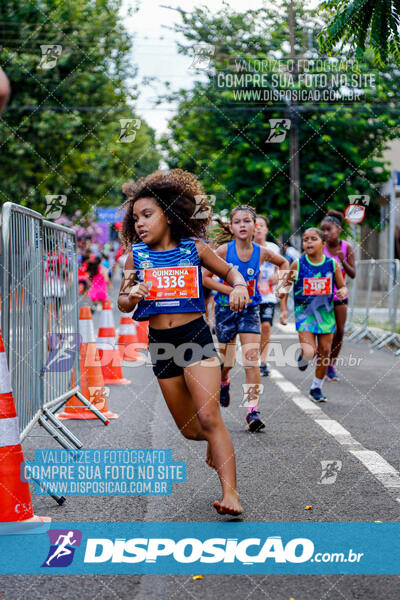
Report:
346,258,400,351
1,204,43,439
1,202,107,448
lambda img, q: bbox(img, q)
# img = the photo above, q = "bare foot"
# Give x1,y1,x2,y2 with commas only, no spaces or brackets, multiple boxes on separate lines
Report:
213,494,243,516
205,442,216,470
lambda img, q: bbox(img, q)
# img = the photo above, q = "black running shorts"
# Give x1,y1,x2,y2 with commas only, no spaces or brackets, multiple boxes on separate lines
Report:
148,316,221,379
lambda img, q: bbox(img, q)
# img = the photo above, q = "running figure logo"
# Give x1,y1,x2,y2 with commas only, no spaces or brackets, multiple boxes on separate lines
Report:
38,45,62,70
266,119,291,143
192,194,216,219
42,529,82,567
318,460,342,484
118,119,141,143
44,194,67,220
42,334,81,373
240,383,264,408
188,44,215,70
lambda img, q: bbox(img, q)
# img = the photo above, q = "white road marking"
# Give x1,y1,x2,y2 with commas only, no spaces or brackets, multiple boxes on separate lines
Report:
270,334,298,339
275,380,299,394
270,368,400,491
276,322,296,334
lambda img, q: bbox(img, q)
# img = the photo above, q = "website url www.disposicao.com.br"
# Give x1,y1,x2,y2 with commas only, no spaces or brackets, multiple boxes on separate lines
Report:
83,536,364,565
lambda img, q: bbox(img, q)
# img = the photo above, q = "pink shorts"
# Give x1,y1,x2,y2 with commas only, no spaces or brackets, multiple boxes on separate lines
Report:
89,287,107,302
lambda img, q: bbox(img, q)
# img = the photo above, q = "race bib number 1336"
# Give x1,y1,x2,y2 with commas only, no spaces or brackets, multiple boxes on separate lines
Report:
143,266,199,300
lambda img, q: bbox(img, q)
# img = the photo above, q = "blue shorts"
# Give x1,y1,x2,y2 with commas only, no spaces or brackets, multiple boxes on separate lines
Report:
215,304,261,343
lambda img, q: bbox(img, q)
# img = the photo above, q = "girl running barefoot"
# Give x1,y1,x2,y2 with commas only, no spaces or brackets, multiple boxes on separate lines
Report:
203,206,288,432
281,228,348,403
321,210,356,382
117,170,248,516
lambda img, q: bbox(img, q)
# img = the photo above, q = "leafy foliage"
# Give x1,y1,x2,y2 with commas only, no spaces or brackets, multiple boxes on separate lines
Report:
319,0,400,65
161,2,400,236
0,0,160,217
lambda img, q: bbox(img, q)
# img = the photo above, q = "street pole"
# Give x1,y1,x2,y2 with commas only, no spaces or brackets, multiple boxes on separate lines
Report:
388,169,396,321
288,0,301,250
389,170,395,263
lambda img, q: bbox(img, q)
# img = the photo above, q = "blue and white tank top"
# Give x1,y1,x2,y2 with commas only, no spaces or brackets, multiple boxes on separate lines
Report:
215,241,262,307
131,238,205,320
259,241,280,304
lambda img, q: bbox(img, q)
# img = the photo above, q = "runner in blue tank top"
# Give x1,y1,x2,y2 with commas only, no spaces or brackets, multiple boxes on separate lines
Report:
280,227,347,403
203,205,289,432
118,170,249,517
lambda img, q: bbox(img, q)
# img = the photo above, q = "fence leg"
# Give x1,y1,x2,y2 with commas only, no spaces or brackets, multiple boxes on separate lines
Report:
348,326,364,340
73,390,110,425
31,475,66,506
42,408,83,449
38,415,77,449
371,332,392,349
374,333,397,350
353,327,368,342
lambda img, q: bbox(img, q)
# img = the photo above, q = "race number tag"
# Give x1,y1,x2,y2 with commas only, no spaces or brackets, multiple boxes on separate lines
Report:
258,279,274,295
303,277,332,295
143,266,199,300
246,280,256,296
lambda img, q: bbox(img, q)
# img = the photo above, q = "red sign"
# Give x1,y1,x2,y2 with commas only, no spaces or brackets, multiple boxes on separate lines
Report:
344,204,366,225
303,277,332,296
143,266,199,300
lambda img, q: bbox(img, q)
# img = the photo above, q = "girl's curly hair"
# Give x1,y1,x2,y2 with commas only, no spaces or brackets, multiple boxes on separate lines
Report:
120,169,212,249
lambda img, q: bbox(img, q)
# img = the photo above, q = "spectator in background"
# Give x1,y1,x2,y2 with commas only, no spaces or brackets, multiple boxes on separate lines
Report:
78,253,89,298
0,68,10,113
283,239,301,263
87,254,111,313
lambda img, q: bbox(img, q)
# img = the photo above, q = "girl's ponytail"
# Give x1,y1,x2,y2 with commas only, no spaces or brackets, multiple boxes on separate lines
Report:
211,217,233,246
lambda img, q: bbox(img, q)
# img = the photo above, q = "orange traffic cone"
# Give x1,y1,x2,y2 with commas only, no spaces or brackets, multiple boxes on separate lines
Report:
0,334,51,526
117,316,142,361
98,301,130,385
135,320,149,346
58,306,118,420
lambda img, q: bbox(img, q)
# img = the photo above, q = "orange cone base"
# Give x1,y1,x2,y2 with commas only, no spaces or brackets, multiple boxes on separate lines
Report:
58,396,117,421
58,408,117,421
0,445,51,525
103,377,131,386
23,515,52,523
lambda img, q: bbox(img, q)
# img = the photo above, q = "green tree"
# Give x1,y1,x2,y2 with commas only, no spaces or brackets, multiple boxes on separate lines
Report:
0,0,160,217
161,3,400,236
318,0,400,65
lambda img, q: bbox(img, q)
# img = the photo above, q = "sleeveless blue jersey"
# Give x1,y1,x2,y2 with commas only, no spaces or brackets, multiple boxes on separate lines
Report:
132,238,205,320
215,241,262,307
293,254,335,334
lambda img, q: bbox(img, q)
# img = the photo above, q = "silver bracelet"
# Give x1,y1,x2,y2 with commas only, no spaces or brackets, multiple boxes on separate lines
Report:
232,283,247,288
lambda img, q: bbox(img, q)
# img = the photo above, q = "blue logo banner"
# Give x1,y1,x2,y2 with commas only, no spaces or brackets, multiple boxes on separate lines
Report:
96,207,121,223
0,522,398,574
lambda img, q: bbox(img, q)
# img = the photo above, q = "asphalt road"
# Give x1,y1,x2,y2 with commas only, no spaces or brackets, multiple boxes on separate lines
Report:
1,300,399,600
